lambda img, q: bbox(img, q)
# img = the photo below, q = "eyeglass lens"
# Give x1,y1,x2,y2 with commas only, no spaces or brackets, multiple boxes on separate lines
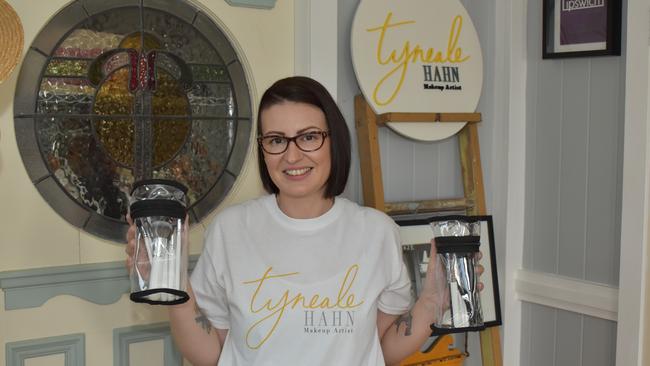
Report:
260,131,327,154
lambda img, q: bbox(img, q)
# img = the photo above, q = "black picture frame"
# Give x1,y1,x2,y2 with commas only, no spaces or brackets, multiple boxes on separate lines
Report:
542,0,621,59
394,214,502,334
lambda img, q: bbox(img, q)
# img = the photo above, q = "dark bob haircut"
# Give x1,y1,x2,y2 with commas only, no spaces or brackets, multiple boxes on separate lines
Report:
256,76,351,198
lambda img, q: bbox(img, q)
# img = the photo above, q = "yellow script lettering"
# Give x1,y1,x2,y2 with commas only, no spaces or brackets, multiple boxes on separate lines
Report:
242,265,364,349
365,12,470,106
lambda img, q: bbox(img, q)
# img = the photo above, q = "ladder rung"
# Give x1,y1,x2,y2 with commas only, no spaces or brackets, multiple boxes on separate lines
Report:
377,112,482,125
385,197,474,216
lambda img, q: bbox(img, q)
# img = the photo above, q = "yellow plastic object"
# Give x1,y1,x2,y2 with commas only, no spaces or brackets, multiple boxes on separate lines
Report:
400,335,466,366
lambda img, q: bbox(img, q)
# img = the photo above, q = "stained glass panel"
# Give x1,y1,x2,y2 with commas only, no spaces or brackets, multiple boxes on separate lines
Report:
38,78,94,114
15,0,251,241
54,29,122,59
153,119,235,205
188,83,234,117
190,64,229,82
45,59,91,77
36,117,131,220
79,8,142,40
143,8,221,64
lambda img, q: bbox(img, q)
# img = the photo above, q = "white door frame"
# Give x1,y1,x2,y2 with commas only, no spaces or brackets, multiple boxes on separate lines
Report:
616,0,650,365
497,0,528,363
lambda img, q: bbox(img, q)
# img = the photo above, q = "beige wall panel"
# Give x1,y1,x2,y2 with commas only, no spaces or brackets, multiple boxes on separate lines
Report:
130,340,164,365
79,232,126,263
24,353,66,366
189,222,207,255
0,165,80,270
84,330,114,366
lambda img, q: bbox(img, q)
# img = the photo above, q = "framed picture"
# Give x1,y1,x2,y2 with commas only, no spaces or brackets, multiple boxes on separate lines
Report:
395,214,502,333
542,0,621,58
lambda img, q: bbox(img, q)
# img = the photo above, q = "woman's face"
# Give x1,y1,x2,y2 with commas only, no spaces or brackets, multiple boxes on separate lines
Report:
260,101,332,202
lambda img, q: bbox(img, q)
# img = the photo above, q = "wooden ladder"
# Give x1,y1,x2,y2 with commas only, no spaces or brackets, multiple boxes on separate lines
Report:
354,95,503,366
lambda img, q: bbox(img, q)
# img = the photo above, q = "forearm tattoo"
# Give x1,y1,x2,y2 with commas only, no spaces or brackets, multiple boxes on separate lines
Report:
394,311,413,336
194,305,212,334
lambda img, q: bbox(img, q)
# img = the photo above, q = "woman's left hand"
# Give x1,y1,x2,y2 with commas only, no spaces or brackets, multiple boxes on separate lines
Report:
415,239,485,323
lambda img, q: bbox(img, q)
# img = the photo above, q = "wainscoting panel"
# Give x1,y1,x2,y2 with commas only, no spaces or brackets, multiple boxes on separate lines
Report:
5,333,84,366
113,323,181,366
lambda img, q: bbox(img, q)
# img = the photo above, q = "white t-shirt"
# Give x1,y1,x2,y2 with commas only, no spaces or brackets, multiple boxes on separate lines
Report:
190,194,411,365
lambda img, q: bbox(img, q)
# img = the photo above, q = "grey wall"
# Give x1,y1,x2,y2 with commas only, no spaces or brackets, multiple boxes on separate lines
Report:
520,1,623,365
337,1,504,365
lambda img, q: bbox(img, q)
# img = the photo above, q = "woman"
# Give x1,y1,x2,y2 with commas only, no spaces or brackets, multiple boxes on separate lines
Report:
127,76,450,365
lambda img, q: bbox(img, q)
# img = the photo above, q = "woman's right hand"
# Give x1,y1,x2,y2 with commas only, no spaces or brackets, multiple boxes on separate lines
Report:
125,214,137,271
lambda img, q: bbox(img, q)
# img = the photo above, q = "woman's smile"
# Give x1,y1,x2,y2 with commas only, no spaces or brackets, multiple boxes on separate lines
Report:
284,167,313,177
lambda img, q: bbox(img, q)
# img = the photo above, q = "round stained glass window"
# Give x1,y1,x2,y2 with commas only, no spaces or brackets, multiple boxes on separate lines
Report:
14,0,252,241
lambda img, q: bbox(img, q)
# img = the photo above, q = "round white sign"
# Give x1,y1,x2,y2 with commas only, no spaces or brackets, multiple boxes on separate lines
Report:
351,0,483,141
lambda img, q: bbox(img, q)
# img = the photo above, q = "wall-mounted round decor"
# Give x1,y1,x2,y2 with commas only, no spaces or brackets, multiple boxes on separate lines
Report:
14,0,252,242
0,0,24,83
351,0,483,142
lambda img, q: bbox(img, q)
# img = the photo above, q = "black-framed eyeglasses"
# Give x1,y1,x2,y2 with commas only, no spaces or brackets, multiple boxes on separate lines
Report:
257,130,329,155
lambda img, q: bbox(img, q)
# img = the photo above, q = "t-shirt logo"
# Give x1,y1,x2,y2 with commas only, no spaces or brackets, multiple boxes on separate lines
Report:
242,264,365,349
